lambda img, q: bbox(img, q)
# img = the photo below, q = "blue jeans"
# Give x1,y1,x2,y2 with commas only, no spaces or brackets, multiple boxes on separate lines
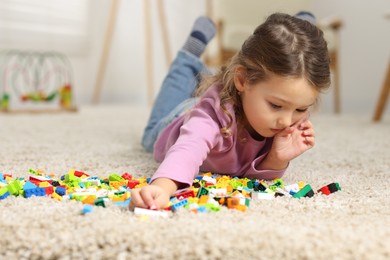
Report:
142,50,207,153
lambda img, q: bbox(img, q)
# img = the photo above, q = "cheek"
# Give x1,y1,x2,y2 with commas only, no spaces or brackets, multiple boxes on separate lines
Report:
242,96,271,124
291,112,309,125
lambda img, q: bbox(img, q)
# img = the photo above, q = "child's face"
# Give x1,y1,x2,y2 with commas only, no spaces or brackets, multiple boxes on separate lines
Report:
236,74,318,139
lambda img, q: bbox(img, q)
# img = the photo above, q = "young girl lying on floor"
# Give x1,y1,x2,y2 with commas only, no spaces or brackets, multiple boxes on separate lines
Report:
131,12,330,209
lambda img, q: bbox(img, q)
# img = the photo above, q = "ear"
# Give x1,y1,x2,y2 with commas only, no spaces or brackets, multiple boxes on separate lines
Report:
234,66,246,92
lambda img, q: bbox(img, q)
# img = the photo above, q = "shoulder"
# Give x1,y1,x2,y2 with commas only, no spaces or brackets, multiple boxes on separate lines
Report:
185,83,233,127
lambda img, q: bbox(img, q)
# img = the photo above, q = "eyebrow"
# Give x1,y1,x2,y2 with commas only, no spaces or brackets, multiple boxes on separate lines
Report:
270,96,315,108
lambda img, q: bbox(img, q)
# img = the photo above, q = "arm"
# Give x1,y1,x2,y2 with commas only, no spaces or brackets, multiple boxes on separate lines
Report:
131,107,222,210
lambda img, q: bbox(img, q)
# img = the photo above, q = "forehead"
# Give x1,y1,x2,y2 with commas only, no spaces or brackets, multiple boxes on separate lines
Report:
256,75,319,106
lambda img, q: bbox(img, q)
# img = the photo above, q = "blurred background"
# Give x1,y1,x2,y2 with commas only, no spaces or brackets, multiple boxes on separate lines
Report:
0,0,389,115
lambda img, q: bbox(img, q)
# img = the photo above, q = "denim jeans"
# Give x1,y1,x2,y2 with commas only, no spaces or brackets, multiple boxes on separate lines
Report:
142,50,207,153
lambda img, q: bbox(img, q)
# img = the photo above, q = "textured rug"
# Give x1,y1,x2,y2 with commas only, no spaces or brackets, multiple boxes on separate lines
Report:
0,105,389,260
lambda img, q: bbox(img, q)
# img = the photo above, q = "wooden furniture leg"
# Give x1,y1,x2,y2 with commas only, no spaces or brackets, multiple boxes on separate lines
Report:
157,0,172,68
327,19,343,114
373,59,390,122
92,0,119,104
144,0,154,106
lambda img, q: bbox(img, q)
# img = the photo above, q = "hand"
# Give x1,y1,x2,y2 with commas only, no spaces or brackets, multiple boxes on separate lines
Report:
130,185,170,210
270,119,315,163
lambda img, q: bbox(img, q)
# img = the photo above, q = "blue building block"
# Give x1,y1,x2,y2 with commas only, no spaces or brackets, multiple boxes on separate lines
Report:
55,187,66,196
170,198,189,211
23,181,37,190
82,204,93,215
0,191,10,200
24,187,46,198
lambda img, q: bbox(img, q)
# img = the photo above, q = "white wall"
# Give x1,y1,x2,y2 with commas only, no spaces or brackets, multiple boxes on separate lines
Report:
311,0,390,115
72,0,390,115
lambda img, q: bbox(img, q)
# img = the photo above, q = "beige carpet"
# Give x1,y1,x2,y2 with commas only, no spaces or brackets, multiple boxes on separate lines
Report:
0,105,389,260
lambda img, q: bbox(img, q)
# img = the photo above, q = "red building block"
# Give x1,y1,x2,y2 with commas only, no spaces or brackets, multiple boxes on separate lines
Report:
121,173,133,181
175,190,195,200
127,179,140,189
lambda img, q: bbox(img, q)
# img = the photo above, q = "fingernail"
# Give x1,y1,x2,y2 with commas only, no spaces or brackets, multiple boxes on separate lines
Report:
149,204,157,210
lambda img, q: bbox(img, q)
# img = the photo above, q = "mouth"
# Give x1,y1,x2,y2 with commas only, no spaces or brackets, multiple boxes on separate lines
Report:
270,128,283,134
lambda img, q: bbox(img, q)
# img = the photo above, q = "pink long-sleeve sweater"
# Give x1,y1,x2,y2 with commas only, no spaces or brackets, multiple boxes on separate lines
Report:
151,83,286,187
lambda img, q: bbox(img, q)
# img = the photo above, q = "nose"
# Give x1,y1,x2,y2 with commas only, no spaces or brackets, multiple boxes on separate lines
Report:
276,115,292,129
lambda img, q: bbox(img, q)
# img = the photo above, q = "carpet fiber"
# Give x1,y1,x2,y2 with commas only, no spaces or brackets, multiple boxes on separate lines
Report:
0,105,389,259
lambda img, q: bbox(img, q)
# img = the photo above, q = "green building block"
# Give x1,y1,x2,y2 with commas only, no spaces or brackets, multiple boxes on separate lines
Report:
109,174,123,182
293,184,314,198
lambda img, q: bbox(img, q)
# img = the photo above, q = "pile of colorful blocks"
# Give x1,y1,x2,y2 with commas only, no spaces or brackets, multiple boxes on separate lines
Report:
0,169,341,216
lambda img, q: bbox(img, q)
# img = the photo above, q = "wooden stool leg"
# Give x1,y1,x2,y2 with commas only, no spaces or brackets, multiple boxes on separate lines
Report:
373,60,390,122
92,0,119,104
331,50,341,113
144,0,154,106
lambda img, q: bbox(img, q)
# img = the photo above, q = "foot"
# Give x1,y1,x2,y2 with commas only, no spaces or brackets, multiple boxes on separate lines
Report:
182,16,216,57
295,11,316,25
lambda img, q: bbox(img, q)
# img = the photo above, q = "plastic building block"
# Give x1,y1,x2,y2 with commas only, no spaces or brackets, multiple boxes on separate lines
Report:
227,197,240,209
253,181,268,192
293,184,314,198
0,191,10,200
82,204,93,215
45,186,54,195
0,186,10,200
196,186,209,198
318,183,341,195
29,175,53,184
269,178,284,191
121,173,132,181
55,187,66,196
209,188,227,197
109,174,123,182
170,198,189,211
74,170,89,177
7,180,23,196
175,189,195,200
24,187,46,198
284,183,300,195
127,179,140,189
94,197,106,207
251,191,275,200
134,207,171,218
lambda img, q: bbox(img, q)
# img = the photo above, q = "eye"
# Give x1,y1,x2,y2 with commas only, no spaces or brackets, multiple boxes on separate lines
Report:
269,102,282,110
296,108,308,113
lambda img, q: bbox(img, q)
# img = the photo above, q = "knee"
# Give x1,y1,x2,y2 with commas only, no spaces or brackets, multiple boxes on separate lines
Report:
141,133,154,153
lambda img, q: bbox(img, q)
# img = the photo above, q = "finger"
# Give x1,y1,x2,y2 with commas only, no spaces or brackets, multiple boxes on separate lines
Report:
304,136,315,146
139,188,158,209
299,120,313,130
153,193,170,209
302,128,315,137
130,189,148,209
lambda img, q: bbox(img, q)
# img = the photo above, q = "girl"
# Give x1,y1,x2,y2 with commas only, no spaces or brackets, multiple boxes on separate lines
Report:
131,12,331,209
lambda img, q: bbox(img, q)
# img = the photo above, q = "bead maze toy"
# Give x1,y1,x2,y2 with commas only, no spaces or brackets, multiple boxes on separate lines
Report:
0,50,77,113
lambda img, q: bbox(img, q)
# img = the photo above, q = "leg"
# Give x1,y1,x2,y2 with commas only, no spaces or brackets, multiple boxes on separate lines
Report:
142,16,216,152
142,50,204,152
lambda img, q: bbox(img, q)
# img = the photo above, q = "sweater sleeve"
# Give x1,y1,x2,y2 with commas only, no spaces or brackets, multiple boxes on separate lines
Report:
243,154,287,180
150,106,222,187
243,138,287,180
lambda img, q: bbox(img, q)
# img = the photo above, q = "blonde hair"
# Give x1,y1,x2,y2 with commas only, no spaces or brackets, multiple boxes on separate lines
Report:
197,13,331,135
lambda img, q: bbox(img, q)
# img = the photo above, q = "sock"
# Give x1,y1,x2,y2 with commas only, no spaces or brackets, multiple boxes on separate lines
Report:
295,11,316,25
182,16,216,57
